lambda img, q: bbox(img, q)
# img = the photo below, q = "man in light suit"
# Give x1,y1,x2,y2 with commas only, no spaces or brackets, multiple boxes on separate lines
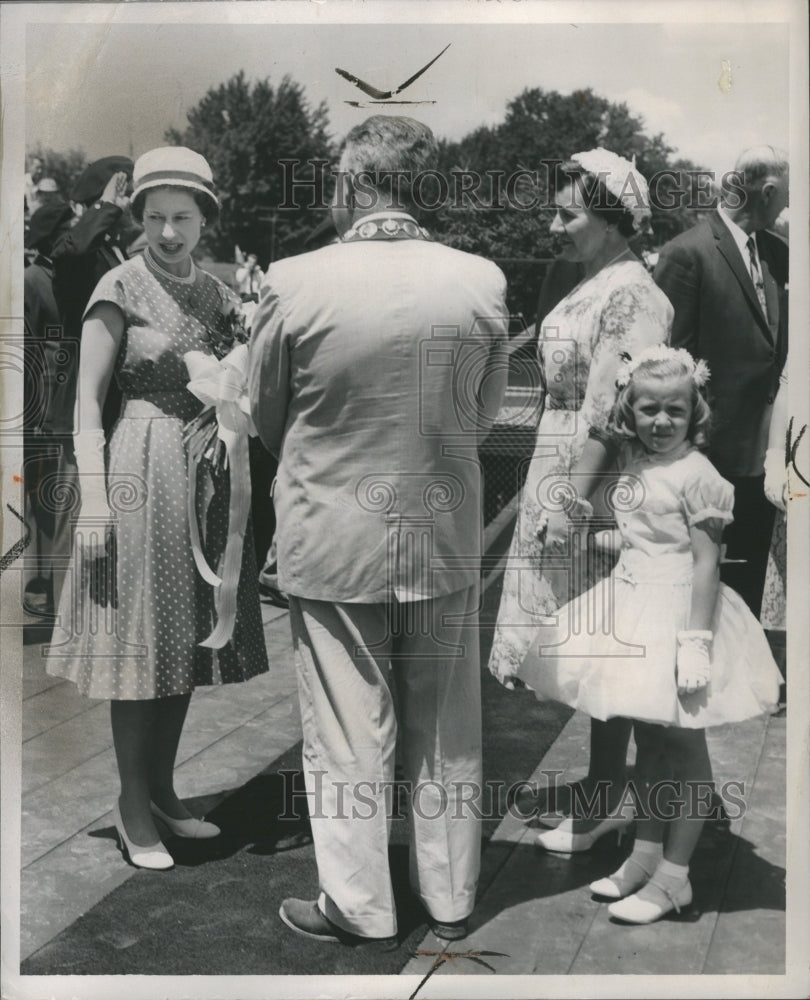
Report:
248,117,508,945
654,146,789,617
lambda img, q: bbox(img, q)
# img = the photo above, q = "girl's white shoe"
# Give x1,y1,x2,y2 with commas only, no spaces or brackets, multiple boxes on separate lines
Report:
590,855,654,899
608,876,692,923
150,801,221,839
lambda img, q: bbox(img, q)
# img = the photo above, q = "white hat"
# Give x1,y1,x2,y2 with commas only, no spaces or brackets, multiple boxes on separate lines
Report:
35,177,59,193
132,146,219,216
570,148,652,232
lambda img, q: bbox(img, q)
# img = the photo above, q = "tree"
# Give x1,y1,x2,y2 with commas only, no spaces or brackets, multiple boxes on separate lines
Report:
429,88,701,320
166,71,334,266
26,147,88,203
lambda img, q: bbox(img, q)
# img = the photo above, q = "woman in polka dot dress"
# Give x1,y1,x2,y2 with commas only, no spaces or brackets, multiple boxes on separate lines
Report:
48,147,269,870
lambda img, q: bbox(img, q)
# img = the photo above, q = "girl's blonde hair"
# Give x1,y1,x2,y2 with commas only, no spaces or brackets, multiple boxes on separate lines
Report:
609,350,712,449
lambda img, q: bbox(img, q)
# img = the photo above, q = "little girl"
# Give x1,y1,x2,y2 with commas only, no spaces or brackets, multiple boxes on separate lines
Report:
516,344,782,924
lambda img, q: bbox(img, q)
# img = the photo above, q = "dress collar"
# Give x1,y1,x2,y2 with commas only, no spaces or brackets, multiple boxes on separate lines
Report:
635,440,694,466
144,246,197,285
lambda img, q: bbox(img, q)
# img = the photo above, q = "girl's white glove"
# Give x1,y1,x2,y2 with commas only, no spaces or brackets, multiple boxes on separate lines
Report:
74,428,113,558
676,630,712,693
763,447,787,511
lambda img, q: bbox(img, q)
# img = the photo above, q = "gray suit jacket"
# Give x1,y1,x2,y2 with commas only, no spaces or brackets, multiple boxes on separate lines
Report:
248,236,508,602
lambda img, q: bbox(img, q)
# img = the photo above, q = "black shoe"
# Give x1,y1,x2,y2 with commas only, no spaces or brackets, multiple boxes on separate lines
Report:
279,898,397,949
23,596,56,618
23,579,55,618
431,917,469,941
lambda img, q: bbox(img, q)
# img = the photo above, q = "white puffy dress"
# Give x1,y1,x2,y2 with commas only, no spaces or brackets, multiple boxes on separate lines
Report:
517,444,782,728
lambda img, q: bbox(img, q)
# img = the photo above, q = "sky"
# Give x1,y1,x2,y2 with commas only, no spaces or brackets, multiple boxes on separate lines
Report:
23,13,791,175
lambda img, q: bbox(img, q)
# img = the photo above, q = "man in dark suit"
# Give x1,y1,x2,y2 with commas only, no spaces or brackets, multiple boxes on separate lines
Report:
654,146,789,616
51,155,136,434
23,200,76,616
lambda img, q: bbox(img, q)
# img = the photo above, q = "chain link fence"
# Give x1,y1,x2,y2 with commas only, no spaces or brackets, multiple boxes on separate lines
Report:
480,258,550,533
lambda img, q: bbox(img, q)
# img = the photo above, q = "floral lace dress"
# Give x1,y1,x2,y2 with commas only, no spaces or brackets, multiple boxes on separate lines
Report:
488,258,673,682
760,370,789,631
48,252,269,699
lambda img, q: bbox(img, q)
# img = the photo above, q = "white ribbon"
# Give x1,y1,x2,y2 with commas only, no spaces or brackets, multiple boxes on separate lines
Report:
185,344,257,649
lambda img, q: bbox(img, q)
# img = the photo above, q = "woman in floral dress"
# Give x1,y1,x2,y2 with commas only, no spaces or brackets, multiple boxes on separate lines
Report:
488,150,673,841
49,147,268,869
761,368,788,633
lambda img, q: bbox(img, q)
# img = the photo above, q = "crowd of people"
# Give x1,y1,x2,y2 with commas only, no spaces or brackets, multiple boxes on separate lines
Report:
22,119,790,946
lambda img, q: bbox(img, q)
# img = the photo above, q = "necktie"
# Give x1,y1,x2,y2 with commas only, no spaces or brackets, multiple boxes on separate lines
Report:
746,235,769,318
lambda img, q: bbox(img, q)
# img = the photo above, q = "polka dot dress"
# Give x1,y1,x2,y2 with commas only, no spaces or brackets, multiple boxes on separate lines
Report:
48,253,269,699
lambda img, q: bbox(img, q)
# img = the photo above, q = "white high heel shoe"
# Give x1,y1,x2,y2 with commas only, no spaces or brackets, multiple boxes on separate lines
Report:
150,801,220,839
112,802,174,870
535,801,633,853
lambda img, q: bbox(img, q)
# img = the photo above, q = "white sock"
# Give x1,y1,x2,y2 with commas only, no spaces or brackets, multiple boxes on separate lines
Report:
614,839,662,880
631,857,691,904
654,857,689,885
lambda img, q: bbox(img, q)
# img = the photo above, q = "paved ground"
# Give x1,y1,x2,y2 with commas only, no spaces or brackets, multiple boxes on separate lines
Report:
403,707,787,980
16,596,793,994
19,599,298,962
10,376,800,993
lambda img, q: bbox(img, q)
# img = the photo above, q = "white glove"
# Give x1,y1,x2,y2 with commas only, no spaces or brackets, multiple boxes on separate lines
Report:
100,170,130,210
763,447,787,511
676,630,712,694
74,428,113,558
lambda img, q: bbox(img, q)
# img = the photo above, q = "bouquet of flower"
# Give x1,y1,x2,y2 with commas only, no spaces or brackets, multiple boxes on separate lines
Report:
183,285,250,476
182,284,258,649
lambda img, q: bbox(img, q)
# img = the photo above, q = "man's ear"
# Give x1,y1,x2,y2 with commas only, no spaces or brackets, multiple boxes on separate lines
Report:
333,170,356,211
344,171,356,211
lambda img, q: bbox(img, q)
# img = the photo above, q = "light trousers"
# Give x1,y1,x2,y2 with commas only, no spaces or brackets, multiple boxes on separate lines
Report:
288,584,483,938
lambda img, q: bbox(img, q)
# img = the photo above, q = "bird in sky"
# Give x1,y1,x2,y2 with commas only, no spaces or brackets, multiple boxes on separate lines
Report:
343,100,437,108
335,43,450,104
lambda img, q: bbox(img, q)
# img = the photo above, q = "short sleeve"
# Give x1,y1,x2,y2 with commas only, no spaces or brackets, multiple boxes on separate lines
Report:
599,278,673,349
82,265,128,324
681,459,735,528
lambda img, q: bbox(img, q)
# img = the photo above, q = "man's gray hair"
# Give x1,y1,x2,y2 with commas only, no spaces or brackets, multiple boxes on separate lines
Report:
340,116,438,180
733,145,789,190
